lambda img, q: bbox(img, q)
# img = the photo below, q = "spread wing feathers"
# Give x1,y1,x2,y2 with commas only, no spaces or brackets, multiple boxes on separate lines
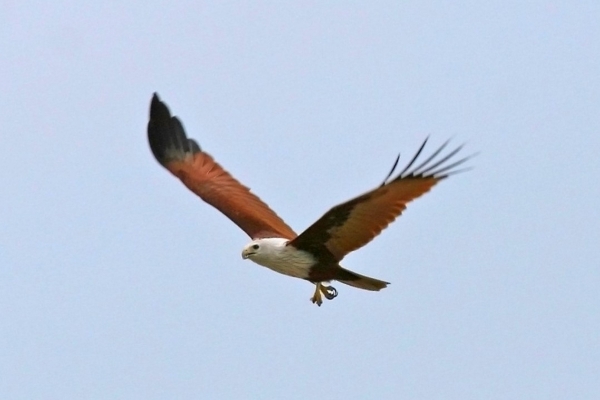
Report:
288,138,470,261
148,93,296,240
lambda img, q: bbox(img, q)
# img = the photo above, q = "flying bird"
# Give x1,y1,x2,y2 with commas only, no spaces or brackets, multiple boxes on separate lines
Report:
147,94,469,306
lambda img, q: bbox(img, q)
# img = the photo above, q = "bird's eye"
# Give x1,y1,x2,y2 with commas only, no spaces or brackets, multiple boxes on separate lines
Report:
252,244,259,250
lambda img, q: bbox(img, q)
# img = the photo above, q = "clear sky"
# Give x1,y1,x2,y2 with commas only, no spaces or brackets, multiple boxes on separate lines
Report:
1,2,599,399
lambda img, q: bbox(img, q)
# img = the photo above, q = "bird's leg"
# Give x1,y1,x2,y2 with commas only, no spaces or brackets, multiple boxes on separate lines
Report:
310,283,323,306
310,282,338,306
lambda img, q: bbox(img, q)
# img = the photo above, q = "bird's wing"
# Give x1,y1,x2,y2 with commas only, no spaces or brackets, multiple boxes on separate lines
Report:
148,94,296,240
288,138,470,261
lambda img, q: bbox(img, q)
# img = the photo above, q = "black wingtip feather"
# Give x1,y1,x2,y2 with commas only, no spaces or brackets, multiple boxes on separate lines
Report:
398,137,429,177
147,93,201,166
386,139,474,184
380,153,401,187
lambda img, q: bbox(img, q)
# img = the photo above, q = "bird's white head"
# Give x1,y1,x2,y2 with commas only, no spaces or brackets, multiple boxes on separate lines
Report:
241,238,289,263
241,241,261,260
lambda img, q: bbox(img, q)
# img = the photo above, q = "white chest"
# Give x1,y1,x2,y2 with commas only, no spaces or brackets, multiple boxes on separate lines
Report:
247,238,316,279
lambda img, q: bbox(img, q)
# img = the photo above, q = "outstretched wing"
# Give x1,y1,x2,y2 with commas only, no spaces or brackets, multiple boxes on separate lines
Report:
148,93,296,240
288,139,470,261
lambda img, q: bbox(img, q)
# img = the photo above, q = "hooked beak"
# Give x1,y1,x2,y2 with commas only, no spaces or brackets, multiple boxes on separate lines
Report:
242,248,254,259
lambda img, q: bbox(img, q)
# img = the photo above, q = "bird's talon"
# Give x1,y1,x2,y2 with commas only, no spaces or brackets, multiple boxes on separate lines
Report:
323,286,338,300
310,296,323,306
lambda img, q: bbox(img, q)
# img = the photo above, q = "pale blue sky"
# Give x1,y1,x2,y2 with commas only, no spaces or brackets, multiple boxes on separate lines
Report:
1,2,599,399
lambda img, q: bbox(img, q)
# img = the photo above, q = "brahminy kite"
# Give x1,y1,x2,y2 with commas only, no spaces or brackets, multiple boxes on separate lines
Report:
147,94,470,306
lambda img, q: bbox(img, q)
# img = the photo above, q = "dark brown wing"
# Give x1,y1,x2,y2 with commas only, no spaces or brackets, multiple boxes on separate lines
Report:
148,93,296,240
288,138,470,261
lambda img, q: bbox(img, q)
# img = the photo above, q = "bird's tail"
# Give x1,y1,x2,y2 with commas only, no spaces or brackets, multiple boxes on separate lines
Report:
334,267,389,291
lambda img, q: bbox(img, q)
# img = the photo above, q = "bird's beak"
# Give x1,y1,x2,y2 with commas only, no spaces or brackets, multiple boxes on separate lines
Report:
241,248,251,259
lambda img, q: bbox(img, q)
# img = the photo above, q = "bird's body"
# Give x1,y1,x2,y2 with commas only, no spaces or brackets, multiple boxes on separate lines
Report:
147,93,470,306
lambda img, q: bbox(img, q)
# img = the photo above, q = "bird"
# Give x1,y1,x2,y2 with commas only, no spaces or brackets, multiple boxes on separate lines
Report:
147,93,470,306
